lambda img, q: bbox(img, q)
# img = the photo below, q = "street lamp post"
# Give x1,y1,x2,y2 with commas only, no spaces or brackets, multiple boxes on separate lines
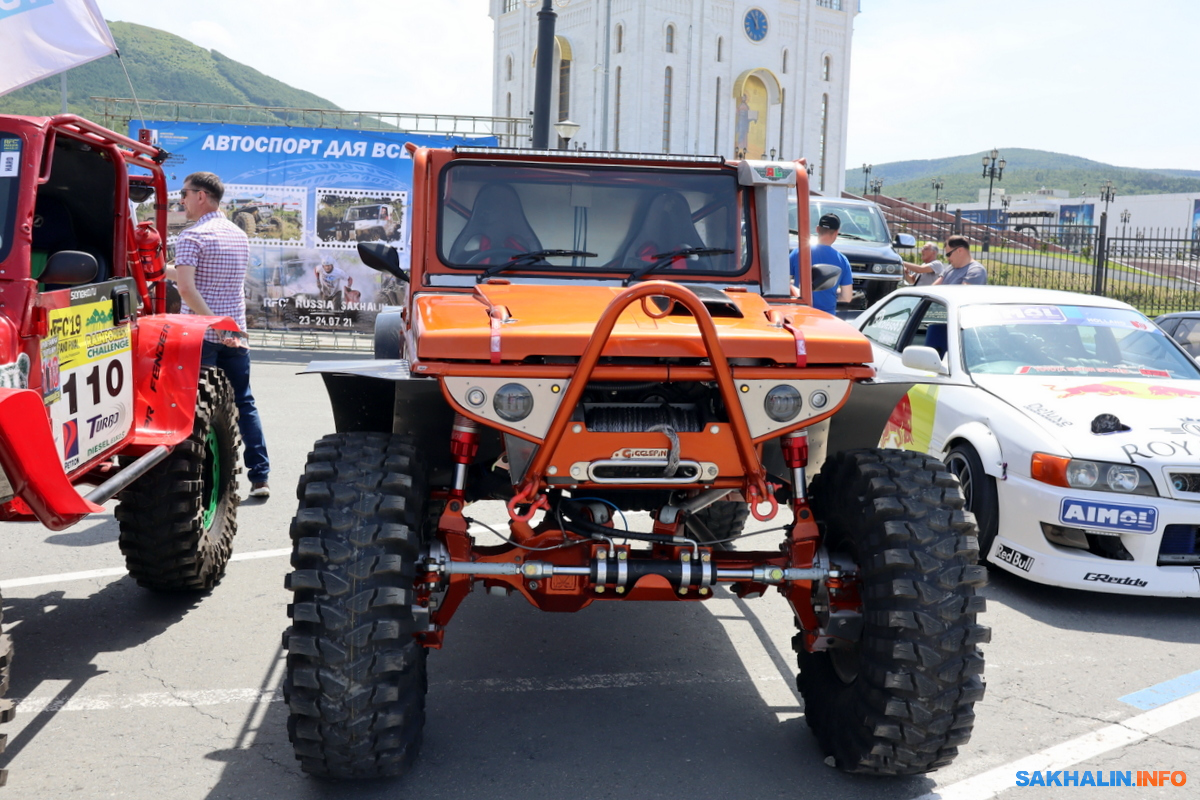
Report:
862,163,871,197
1099,180,1116,218
932,177,945,214
981,148,1005,253
869,177,883,197
554,119,580,150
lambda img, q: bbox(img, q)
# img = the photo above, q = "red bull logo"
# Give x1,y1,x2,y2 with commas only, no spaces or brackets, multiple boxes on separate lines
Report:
880,395,916,448
1050,381,1200,400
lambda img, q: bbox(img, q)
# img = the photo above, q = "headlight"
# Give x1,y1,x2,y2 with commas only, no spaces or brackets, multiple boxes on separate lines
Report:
764,385,803,422
1031,453,1158,496
871,264,882,274
493,383,534,421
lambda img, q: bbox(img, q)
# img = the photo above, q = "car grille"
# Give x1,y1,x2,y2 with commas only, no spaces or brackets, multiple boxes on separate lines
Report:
1158,524,1200,565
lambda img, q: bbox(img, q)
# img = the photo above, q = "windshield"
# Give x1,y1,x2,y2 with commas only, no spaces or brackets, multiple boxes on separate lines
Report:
346,206,381,221
438,162,748,276
0,135,20,264
962,304,1200,379
808,201,891,243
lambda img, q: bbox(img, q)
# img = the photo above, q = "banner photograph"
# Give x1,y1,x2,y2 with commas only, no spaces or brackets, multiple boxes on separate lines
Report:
134,121,496,333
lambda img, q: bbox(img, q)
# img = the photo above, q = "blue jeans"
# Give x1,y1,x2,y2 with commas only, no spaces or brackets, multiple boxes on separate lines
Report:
201,341,270,483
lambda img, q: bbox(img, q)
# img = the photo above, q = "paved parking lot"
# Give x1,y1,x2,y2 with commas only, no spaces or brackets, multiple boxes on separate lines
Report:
1,349,1197,799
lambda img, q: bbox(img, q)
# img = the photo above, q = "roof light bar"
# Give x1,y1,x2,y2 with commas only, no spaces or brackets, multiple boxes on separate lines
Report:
453,146,726,164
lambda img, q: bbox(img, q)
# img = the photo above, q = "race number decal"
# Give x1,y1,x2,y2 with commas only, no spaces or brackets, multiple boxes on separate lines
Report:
44,289,134,473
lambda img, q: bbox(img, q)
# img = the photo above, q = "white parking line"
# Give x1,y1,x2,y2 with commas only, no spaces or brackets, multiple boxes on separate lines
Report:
915,689,1200,800
0,548,291,590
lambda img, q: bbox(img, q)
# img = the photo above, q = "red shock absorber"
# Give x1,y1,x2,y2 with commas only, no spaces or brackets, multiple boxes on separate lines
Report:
449,414,480,499
780,431,809,503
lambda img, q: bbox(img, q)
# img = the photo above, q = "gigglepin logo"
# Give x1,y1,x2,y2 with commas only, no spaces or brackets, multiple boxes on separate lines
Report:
1015,770,1186,787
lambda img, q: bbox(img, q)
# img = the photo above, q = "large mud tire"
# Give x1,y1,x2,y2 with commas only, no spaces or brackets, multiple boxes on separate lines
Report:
686,500,749,550
235,212,256,236
116,366,241,591
0,593,13,786
283,432,429,779
798,449,989,775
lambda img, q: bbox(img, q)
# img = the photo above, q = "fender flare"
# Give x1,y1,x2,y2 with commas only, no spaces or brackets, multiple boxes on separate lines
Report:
940,421,1005,479
128,313,240,447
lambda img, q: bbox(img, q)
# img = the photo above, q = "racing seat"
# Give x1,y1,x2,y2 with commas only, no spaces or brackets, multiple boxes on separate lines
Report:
447,184,542,264
619,190,706,271
924,322,948,358
1179,327,1200,358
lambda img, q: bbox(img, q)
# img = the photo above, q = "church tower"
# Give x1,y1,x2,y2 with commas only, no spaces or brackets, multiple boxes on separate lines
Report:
490,1,857,194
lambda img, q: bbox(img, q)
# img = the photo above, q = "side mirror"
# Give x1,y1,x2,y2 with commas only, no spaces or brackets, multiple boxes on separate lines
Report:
894,233,917,249
40,251,98,286
901,345,949,375
356,242,409,283
811,261,841,292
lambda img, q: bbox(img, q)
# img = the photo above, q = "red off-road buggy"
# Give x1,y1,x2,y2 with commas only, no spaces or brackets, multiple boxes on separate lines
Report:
0,115,244,781
284,146,989,779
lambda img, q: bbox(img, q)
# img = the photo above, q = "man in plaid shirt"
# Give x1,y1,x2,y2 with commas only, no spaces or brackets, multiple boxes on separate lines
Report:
169,171,271,498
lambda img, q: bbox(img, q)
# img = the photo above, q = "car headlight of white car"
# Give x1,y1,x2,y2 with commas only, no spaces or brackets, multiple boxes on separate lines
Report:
1031,453,1158,496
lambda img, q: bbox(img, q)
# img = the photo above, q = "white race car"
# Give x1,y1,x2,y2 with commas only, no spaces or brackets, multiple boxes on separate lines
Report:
853,286,1200,596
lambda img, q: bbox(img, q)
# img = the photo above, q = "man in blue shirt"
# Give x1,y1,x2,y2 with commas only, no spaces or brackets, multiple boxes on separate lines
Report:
789,213,853,313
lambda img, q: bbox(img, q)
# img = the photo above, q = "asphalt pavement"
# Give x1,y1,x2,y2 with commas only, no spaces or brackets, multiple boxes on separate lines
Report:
1,348,1197,799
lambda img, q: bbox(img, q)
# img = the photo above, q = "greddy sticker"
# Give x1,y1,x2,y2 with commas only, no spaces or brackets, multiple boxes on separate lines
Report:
995,544,1034,572
1059,498,1157,533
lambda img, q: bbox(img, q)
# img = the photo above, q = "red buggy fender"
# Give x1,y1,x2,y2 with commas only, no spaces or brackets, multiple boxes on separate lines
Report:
0,387,106,530
127,314,240,448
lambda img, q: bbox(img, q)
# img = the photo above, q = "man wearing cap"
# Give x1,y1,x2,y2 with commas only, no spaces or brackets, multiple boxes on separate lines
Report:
904,243,945,286
790,213,853,313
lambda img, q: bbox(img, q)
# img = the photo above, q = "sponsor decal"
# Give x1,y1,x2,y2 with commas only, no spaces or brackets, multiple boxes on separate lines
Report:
1121,439,1194,460
1083,572,1149,588
1060,498,1157,533
62,419,79,460
879,384,939,451
752,164,792,182
995,544,1034,572
1050,381,1200,400
1151,418,1200,438
612,448,669,459
994,305,1067,322
1024,402,1072,427
1015,769,1185,787
149,323,171,392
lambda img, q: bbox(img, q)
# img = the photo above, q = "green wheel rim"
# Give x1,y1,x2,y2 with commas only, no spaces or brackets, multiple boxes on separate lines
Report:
201,426,220,531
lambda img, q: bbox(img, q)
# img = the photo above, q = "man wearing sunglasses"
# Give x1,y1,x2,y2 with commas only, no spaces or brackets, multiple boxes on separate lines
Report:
933,235,987,285
169,172,272,499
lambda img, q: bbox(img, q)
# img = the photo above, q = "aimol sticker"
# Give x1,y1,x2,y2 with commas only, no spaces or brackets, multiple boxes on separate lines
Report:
1059,498,1157,533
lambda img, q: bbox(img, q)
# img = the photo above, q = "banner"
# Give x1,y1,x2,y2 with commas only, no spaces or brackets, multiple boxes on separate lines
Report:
0,0,116,97
133,121,497,334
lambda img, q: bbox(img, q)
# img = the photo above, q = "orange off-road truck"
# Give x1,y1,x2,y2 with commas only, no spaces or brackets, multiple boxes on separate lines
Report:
0,115,244,781
284,146,989,779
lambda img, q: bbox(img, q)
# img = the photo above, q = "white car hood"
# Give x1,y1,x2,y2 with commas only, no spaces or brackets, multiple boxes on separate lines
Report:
973,375,1200,461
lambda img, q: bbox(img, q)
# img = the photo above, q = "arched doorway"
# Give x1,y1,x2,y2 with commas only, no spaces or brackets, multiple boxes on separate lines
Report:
732,69,781,159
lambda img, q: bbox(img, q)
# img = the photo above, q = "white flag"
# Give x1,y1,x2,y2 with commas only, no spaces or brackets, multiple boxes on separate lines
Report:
0,0,117,97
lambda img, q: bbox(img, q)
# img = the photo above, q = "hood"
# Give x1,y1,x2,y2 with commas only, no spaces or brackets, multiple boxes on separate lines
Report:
413,283,874,366
833,239,903,265
976,375,1200,462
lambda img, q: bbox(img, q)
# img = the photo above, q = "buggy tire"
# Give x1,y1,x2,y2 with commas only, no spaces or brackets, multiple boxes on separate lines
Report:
945,443,999,559
283,432,429,779
798,449,989,775
116,366,241,591
0,590,13,786
235,212,255,236
686,500,749,550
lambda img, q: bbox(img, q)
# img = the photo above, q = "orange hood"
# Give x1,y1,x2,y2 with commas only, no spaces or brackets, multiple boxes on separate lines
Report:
413,284,873,365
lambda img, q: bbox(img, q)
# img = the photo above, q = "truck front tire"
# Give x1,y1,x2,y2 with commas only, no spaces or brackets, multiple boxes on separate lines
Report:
283,432,429,779
798,449,989,775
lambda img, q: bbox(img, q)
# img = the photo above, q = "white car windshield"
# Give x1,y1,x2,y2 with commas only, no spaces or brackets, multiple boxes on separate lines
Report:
961,304,1200,380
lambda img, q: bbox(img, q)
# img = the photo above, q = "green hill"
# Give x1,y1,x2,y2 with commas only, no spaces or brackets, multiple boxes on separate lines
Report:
855,148,1200,203
0,21,340,121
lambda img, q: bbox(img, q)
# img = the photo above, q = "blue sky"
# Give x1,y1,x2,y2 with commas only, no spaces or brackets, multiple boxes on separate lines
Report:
93,0,1200,171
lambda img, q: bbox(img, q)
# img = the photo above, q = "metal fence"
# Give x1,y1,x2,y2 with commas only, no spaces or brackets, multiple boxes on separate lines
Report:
889,218,1200,317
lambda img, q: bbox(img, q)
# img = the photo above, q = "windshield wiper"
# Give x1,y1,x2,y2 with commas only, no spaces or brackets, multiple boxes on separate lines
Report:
477,249,597,282
835,233,870,241
621,247,734,286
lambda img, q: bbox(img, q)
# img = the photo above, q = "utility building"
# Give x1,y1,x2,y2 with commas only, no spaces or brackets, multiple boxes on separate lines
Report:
490,0,857,194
